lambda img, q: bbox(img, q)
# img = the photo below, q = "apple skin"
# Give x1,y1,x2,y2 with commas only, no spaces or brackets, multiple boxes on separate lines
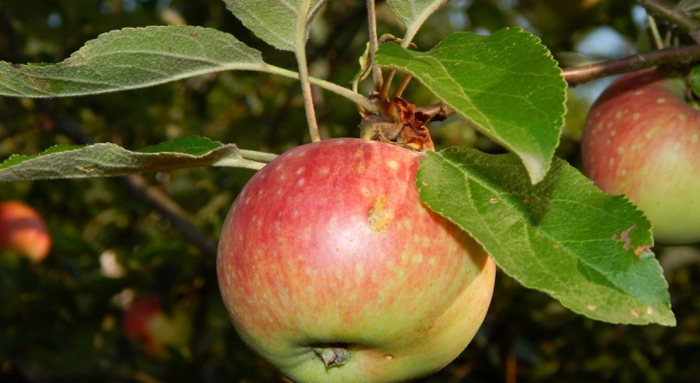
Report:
0,201,51,262
581,69,700,244
122,294,193,359
217,138,496,383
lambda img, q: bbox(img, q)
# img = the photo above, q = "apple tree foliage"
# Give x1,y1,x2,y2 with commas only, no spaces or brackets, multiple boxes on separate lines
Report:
0,0,699,382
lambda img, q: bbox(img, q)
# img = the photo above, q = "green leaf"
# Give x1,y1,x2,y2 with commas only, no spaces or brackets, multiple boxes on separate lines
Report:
691,66,700,99
0,136,267,182
376,28,566,184
223,0,327,52
417,148,675,326
0,26,268,98
387,0,449,41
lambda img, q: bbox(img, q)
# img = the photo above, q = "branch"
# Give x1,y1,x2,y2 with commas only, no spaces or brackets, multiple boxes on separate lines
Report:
637,0,700,43
562,44,700,84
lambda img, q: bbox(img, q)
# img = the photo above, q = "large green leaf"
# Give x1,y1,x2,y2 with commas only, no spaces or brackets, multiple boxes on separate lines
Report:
0,26,267,98
223,0,327,52
418,148,675,326
376,28,566,184
387,0,449,41
0,136,271,182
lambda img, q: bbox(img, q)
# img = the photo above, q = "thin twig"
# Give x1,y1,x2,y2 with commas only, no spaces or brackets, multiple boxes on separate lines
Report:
562,44,700,84
296,0,321,142
366,0,383,89
637,0,700,43
264,65,378,113
391,72,413,100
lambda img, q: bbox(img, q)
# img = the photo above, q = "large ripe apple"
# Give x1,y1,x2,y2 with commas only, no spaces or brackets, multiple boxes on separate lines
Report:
581,68,700,244
122,294,193,359
217,138,496,383
0,201,51,262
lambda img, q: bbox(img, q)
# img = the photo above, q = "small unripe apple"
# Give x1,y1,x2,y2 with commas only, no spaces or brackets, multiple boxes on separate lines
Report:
0,201,51,262
122,294,193,359
581,69,700,244
218,138,496,383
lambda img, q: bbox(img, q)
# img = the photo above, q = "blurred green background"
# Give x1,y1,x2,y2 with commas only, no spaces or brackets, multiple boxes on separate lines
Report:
1,0,698,382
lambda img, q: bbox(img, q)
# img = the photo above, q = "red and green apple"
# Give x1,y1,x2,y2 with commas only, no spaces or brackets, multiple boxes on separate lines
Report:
217,138,496,383
581,68,700,244
0,201,51,262
122,294,193,359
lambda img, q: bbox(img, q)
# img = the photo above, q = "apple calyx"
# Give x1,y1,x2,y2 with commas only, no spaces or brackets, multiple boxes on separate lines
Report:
360,97,436,151
314,346,350,367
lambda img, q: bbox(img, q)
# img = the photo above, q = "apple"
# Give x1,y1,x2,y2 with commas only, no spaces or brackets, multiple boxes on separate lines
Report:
122,294,193,359
581,68,700,244
0,201,52,262
217,138,496,383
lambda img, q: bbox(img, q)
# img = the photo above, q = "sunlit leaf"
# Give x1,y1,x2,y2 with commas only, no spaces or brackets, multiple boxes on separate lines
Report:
418,148,675,326
376,28,566,184
223,0,327,52
0,136,267,182
0,26,268,98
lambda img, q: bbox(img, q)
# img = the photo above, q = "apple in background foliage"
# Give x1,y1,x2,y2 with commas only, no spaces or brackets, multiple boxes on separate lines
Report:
0,201,51,262
581,68,700,244
122,294,193,359
218,138,496,383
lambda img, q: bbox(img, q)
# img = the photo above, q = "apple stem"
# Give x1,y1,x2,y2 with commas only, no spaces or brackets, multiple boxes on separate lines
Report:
313,347,349,368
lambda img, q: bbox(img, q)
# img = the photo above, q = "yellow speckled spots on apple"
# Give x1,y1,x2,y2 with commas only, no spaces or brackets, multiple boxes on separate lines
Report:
615,111,622,119
327,216,338,233
630,309,640,318
610,130,617,137
357,163,366,173
608,157,615,167
618,169,627,177
656,98,666,104
692,134,698,144
617,147,625,155
355,263,365,282
318,167,329,175
673,142,682,151
368,196,393,232
360,187,371,197
279,174,286,181
297,178,305,187
387,160,399,170
647,306,654,315
634,90,645,96
586,304,597,311
412,253,423,264
428,257,437,266
354,149,364,157
645,131,654,140
295,167,305,175
632,113,640,120
489,198,498,204
303,227,312,241
679,114,687,121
